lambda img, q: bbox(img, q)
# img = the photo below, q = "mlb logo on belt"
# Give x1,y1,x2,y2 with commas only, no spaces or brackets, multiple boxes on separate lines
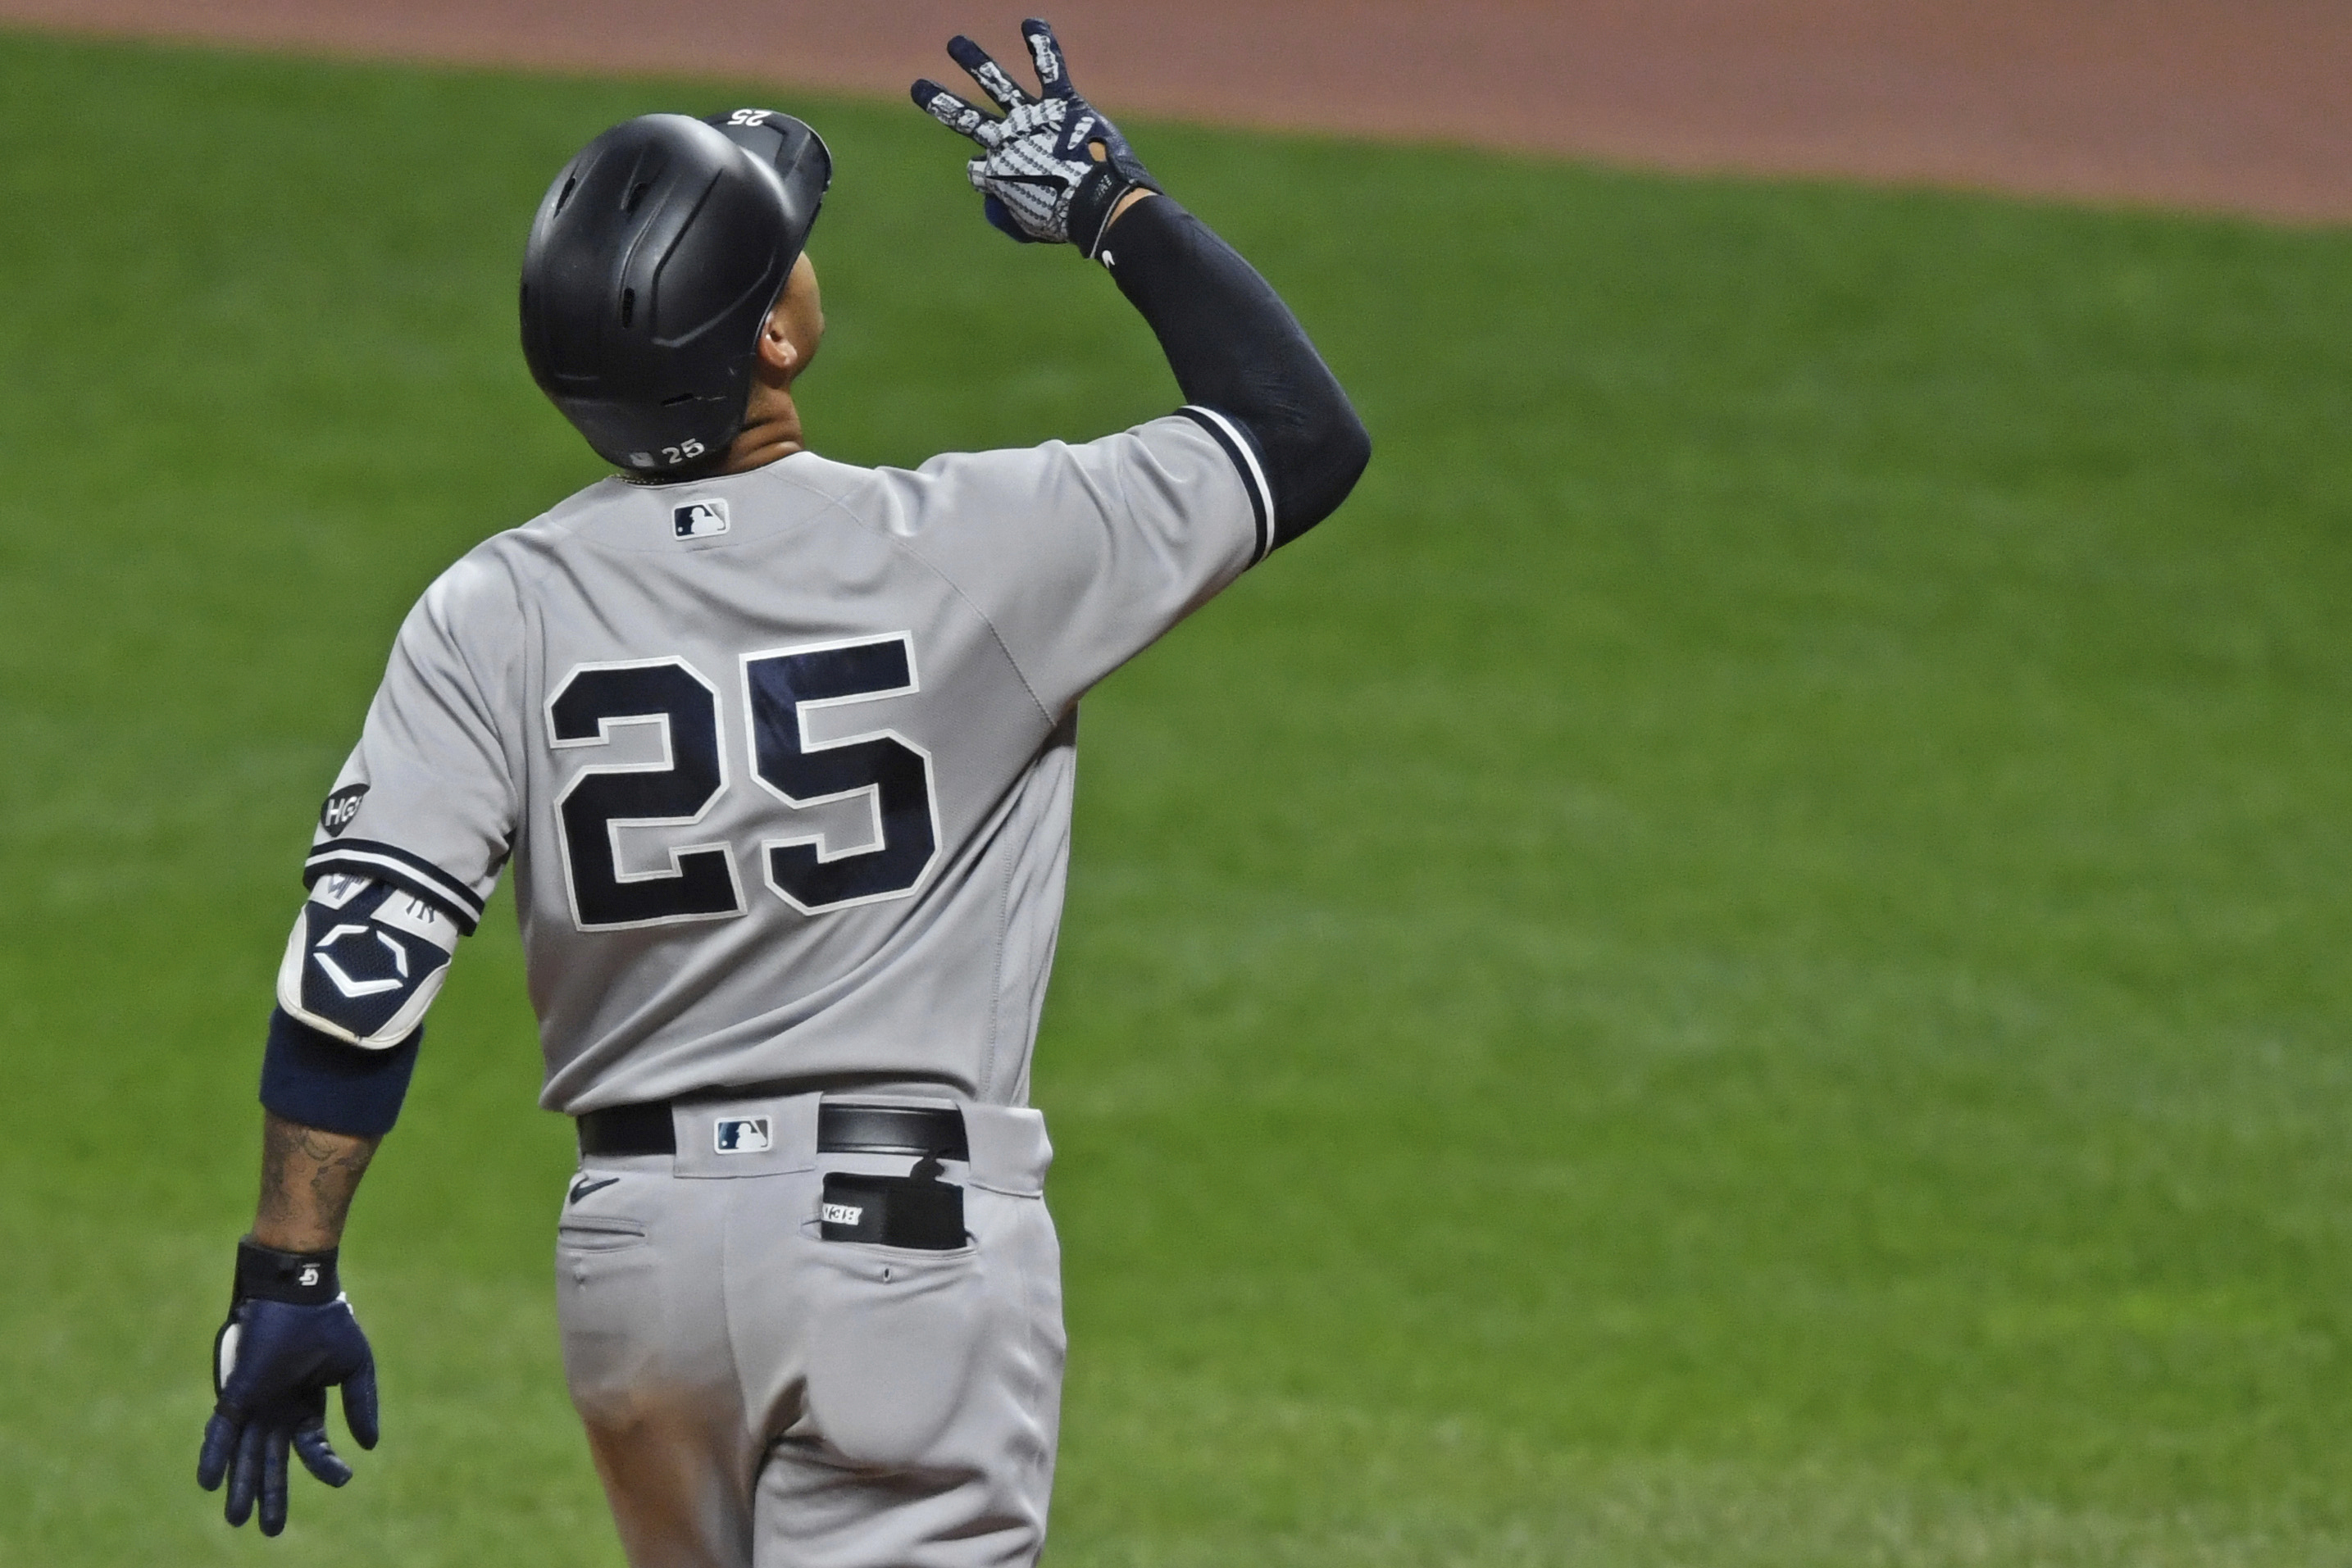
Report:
673,498,730,539
714,1116,771,1154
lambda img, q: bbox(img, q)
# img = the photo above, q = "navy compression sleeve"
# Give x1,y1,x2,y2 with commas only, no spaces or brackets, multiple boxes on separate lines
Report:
1104,197,1370,547
259,1007,422,1138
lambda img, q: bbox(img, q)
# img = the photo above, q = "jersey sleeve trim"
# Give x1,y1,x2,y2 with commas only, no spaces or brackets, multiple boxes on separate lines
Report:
303,839,485,933
1176,405,1272,565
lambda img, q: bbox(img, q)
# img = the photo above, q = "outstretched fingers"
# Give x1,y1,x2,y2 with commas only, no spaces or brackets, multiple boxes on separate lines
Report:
224,1421,266,1527
292,1419,354,1488
1021,18,1076,98
196,1410,239,1492
947,35,1034,110
257,1426,292,1537
342,1357,380,1450
911,80,1002,148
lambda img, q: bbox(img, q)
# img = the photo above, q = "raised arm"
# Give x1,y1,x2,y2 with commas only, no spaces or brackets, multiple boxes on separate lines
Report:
914,17,1370,546
1097,194,1368,544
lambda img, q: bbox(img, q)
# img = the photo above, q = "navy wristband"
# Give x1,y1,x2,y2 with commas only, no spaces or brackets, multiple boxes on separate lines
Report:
259,1007,422,1138
234,1238,341,1306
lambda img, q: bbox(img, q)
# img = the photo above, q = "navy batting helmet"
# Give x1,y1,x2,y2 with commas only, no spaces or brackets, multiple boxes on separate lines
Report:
520,110,831,476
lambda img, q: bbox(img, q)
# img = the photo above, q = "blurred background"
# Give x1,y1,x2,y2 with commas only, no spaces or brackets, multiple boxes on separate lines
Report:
6,0,2352,219
1,2,2348,1564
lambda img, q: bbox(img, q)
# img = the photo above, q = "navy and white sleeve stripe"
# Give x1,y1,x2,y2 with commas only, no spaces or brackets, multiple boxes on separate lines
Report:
304,838,485,933
1176,405,1274,565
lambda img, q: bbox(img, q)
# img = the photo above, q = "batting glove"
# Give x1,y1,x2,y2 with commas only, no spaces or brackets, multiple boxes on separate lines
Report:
196,1239,380,1537
912,17,1160,259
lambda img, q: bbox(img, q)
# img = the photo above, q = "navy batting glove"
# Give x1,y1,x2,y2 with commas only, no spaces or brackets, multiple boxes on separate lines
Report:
912,18,1160,259
196,1240,379,1537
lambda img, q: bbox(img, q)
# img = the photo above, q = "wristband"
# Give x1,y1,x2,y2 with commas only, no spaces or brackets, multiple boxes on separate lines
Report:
234,1237,342,1307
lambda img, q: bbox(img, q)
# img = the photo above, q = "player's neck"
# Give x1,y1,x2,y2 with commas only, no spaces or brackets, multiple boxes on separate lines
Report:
721,389,806,474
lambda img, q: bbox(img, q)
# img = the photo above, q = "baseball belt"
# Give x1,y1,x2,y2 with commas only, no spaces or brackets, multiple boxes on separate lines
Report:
575,1099,971,1161
576,1098,973,1250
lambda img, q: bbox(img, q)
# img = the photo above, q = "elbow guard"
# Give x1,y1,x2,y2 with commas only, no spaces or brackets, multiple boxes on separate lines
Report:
275,875,459,1047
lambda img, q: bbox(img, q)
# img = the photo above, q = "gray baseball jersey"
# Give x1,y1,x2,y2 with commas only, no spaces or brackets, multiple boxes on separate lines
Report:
295,410,1271,1113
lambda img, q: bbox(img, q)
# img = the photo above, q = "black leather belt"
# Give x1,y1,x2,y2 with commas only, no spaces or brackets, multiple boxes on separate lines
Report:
577,1099,969,1161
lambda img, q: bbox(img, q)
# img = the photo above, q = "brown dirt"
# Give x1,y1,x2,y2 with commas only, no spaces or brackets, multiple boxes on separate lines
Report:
3,0,2347,225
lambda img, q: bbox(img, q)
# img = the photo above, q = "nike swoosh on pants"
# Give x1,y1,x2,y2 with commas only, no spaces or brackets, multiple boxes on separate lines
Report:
569,1174,622,1205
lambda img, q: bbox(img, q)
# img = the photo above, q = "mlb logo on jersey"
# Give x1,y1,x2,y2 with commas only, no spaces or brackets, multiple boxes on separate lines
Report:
714,1116,772,1154
672,498,730,539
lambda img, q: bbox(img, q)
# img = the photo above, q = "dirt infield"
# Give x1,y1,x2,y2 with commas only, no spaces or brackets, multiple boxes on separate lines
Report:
3,0,2347,225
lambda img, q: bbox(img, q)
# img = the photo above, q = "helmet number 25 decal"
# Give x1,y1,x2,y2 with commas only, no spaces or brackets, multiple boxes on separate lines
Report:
544,634,939,930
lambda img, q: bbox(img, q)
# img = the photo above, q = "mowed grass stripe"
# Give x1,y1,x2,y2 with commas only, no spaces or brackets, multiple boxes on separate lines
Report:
0,28,2347,1566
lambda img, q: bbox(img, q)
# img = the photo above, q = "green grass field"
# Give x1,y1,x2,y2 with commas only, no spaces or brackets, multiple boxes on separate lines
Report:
2,27,2350,1566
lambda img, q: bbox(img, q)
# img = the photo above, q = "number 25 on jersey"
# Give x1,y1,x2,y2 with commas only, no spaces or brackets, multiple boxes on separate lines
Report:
546,634,940,930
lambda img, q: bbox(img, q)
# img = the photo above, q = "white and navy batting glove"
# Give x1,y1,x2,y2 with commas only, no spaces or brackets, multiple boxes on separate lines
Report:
196,1239,380,1537
912,17,1160,260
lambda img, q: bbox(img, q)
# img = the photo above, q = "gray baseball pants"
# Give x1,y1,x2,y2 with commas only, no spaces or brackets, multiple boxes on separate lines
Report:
555,1091,1067,1568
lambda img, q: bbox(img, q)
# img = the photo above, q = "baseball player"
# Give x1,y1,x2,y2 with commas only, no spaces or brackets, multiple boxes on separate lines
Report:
194,19,1367,1566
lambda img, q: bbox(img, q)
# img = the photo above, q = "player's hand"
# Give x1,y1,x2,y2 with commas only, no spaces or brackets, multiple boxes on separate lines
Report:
911,17,1160,259
196,1243,380,1536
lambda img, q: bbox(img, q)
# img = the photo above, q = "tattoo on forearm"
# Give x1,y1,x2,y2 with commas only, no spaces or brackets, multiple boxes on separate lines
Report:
256,1115,380,1248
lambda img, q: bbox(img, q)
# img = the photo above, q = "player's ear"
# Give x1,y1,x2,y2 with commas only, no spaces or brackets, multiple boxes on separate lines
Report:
745,253,821,395
755,303,800,379
759,252,823,386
